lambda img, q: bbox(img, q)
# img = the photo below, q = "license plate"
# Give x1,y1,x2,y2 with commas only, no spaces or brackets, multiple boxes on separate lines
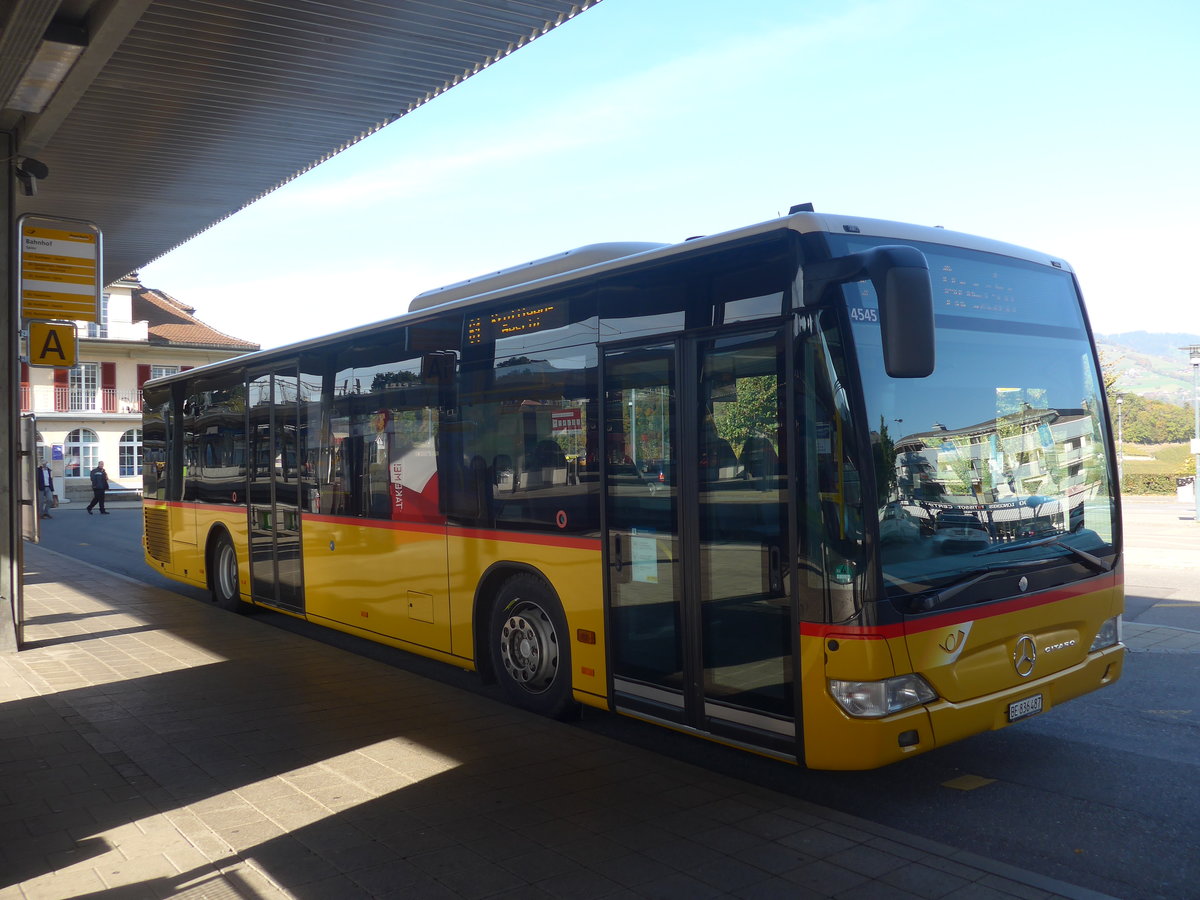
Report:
1008,694,1043,722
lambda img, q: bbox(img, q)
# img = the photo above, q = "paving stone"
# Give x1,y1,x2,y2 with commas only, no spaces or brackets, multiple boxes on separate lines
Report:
880,860,973,898
409,845,526,897
528,865,624,900
781,857,871,895
492,845,580,881
826,842,909,878
631,870,726,900
584,850,675,888
733,875,828,899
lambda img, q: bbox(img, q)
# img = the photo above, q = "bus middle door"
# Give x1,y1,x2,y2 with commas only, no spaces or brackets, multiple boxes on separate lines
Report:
247,368,304,613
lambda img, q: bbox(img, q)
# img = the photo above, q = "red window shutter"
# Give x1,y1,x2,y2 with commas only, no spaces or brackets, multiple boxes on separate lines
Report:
101,362,117,412
179,365,193,372
137,364,151,390
53,368,69,412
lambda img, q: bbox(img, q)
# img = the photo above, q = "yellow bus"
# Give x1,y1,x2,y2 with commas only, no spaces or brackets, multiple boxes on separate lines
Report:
142,208,1124,769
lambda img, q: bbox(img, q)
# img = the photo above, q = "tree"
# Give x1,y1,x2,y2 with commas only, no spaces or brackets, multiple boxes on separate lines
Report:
1119,394,1195,444
712,375,778,455
1098,347,1123,408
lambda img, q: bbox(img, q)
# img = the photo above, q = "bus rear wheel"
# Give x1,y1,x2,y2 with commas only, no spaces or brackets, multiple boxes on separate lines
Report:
210,533,244,612
489,575,578,720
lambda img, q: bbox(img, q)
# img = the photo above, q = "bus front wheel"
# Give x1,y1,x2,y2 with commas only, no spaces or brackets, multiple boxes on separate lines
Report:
210,533,244,612
489,575,578,720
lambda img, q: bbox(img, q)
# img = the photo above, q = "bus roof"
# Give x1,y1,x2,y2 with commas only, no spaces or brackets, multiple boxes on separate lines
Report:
144,210,1073,388
408,210,1073,316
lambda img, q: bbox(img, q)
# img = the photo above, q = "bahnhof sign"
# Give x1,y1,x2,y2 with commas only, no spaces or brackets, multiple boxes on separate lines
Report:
19,217,101,323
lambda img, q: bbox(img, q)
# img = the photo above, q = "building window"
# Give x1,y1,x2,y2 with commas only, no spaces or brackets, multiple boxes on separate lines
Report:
120,429,143,477
66,428,99,477
87,293,110,338
151,365,180,380
69,362,99,410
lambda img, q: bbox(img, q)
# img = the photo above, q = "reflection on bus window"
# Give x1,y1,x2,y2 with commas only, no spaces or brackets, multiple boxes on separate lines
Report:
457,346,599,534
323,350,440,523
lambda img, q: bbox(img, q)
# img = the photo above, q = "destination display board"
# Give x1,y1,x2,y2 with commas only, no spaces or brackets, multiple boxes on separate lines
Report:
18,216,102,323
466,302,567,346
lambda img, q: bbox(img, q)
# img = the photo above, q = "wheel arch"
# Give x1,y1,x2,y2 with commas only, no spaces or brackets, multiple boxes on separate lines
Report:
472,560,558,685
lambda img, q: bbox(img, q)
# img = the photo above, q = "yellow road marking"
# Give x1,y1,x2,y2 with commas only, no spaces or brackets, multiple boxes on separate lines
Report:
943,774,996,791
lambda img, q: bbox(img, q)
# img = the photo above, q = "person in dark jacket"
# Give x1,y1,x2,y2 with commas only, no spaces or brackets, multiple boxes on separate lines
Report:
37,463,54,519
87,461,110,515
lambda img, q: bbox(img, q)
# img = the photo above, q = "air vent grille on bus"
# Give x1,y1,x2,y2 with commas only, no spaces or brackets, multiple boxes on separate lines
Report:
144,507,171,563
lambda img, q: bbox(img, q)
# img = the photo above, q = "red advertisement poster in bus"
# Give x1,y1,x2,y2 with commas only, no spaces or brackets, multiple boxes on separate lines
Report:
551,408,582,435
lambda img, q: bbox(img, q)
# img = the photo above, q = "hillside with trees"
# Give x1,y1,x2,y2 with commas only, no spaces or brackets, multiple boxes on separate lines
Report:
1113,394,1195,444
1097,331,1200,406
1097,332,1198,492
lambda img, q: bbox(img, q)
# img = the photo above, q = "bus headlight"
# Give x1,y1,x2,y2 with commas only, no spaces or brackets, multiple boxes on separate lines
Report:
1089,615,1121,652
828,674,937,718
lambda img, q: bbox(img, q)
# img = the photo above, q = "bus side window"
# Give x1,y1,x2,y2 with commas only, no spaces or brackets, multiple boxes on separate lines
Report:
457,345,598,533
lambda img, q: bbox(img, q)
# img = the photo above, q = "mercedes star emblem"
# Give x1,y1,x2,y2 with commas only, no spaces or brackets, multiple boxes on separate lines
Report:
1013,635,1037,678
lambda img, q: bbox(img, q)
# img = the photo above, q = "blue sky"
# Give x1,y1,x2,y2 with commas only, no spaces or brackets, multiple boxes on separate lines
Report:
140,0,1200,350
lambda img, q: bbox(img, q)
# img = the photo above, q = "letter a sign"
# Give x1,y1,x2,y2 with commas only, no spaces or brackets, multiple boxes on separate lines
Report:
28,321,78,368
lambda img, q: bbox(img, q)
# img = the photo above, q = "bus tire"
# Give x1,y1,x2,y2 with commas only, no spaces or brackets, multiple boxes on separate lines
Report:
489,574,578,720
210,532,244,612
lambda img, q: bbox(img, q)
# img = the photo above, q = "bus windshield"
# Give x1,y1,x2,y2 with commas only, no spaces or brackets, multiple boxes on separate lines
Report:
831,236,1118,607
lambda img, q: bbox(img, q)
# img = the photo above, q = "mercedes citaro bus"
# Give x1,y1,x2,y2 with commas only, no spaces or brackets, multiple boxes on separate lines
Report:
142,207,1123,769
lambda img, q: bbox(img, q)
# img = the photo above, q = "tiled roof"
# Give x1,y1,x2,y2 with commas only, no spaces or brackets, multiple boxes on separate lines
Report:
132,288,260,351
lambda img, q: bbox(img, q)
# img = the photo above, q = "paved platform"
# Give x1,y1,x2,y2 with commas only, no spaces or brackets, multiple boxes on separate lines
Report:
2,545,1127,900
1120,495,1200,570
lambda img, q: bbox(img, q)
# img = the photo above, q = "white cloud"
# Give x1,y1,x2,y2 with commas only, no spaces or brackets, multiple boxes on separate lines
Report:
274,1,924,211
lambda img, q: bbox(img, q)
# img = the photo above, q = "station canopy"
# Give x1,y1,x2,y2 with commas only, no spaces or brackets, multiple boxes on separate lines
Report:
2,0,599,282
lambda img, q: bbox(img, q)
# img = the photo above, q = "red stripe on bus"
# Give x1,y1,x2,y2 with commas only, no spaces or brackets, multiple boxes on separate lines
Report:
799,572,1122,640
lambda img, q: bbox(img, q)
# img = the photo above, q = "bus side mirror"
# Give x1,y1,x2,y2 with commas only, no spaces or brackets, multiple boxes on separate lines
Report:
807,244,935,379
865,246,935,379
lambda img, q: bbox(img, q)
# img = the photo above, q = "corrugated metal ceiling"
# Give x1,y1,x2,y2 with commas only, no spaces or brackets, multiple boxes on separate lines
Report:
2,0,600,282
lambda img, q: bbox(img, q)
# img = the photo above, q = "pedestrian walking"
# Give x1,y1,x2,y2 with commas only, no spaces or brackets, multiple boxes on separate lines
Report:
37,463,54,519
87,461,110,515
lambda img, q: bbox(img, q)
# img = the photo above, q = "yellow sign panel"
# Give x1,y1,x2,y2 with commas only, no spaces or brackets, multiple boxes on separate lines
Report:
28,321,79,368
18,216,102,323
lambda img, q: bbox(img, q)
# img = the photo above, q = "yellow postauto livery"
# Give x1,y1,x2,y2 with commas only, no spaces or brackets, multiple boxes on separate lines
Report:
144,208,1124,769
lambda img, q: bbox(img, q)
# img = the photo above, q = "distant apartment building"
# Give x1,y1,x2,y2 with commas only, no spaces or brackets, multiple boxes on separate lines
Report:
23,275,259,502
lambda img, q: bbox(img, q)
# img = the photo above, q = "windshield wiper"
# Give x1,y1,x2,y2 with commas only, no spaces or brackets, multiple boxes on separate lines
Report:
894,563,1015,612
975,535,1112,573
932,566,1010,605
891,552,1056,612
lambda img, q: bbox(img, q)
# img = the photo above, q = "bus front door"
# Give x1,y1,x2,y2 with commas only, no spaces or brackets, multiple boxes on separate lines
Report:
604,330,795,758
247,369,305,613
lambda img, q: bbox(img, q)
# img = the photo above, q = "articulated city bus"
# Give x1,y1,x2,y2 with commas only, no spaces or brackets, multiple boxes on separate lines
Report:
142,208,1124,769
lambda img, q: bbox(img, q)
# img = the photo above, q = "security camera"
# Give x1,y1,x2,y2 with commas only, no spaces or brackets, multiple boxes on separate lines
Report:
15,157,49,197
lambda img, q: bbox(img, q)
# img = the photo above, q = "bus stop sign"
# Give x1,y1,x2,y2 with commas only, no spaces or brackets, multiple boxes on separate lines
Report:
27,321,78,368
